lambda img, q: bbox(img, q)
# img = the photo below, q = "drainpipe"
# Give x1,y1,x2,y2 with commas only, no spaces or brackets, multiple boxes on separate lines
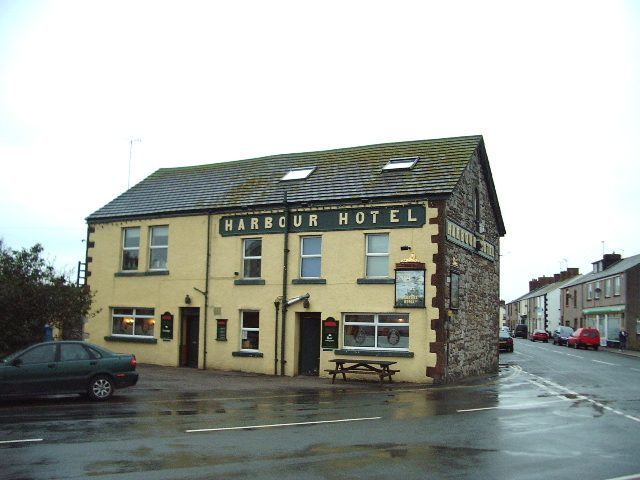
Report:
202,212,212,369
280,192,289,376
274,299,280,375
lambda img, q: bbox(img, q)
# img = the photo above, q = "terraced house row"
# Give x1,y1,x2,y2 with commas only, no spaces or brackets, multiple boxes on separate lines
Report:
84,135,505,383
506,252,640,350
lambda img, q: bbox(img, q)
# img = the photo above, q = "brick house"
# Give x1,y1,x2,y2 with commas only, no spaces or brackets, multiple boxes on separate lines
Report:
561,253,640,349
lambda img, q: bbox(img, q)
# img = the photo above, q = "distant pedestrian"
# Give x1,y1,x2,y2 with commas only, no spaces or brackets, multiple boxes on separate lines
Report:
618,328,628,351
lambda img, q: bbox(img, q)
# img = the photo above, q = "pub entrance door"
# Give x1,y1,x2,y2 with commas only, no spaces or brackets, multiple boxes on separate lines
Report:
298,312,321,376
180,308,200,368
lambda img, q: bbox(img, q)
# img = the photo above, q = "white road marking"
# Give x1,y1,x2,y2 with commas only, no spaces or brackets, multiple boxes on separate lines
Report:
0,438,43,445
565,353,583,358
457,398,569,413
186,416,382,433
630,368,640,373
605,474,640,480
592,360,618,366
525,371,640,423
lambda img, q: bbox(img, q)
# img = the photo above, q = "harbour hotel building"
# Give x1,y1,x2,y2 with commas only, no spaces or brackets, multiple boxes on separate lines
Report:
84,135,505,384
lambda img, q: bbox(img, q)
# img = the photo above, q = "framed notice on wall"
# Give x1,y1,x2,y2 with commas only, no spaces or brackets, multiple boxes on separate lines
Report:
395,269,426,308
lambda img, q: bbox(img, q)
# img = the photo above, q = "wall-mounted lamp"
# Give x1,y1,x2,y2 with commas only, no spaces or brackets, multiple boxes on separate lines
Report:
184,294,192,305
303,299,310,309
400,245,412,251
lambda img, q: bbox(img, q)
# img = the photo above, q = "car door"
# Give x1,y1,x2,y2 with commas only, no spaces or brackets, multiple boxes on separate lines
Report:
2,344,58,395
56,343,97,392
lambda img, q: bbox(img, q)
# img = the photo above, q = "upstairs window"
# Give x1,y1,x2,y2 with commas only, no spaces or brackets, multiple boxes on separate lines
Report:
300,236,322,278
281,167,316,181
614,276,621,296
365,233,389,278
149,226,169,270
243,238,262,278
382,157,419,171
122,227,140,271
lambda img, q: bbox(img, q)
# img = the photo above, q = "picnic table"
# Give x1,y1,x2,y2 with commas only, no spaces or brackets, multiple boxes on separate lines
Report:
325,358,398,384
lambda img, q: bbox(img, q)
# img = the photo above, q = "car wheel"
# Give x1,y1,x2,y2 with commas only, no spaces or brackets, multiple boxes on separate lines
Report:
593,345,599,351
88,375,114,401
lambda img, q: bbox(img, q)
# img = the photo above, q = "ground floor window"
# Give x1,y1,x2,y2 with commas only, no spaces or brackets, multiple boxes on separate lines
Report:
241,311,260,350
112,308,156,337
343,313,409,350
585,313,622,346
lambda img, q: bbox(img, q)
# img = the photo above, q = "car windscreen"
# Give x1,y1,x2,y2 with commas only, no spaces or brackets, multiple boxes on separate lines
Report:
499,331,511,339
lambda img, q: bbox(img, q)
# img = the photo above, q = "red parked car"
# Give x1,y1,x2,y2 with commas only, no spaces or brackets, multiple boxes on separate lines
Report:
567,328,601,350
530,329,549,343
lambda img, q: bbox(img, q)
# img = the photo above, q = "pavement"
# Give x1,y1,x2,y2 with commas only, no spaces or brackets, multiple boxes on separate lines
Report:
601,346,640,358
133,347,639,396
133,364,426,396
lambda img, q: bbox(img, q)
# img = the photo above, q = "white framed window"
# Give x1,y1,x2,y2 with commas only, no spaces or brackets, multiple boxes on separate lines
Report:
365,233,389,278
382,157,419,171
587,283,593,300
149,226,169,270
614,276,621,296
241,311,260,350
281,167,316,181
122,227,140,271
594,281,601,299
605,278,612,298
300,236,322,278
243,238,262,278
112,308,155,337
343,313,409,350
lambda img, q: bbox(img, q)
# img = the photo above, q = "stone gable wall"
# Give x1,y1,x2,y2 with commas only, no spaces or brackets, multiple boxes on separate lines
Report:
443,151,501,381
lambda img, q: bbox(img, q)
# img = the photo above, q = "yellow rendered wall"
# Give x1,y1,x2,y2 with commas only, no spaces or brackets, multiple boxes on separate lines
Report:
86,216,209,366
86,202,440,383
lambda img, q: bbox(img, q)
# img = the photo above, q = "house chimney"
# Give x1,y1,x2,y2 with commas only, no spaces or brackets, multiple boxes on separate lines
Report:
602,253,622,270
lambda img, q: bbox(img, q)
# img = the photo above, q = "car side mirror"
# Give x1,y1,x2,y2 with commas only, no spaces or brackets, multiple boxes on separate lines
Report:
11,358,23,367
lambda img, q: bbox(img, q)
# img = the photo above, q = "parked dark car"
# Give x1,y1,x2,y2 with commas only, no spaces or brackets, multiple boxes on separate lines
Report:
514,324,528,338
499,330,514,352
567,328,601,350
552,326,574,346
0,341,138,400
530,329,549,342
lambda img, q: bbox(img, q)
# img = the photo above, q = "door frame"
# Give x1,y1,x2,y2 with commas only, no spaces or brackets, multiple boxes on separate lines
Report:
298,312,321,376
180,307,200,368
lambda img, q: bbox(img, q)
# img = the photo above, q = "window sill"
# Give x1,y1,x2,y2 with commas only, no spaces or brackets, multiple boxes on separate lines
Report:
334,349,414,358
293,278,327,285
234,278,266,285
115,271,170,277
356,278,394,284
104,335,158,344
232,351,264,358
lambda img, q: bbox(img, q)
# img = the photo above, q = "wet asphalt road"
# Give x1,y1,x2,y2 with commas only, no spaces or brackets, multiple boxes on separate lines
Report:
1,340,639,480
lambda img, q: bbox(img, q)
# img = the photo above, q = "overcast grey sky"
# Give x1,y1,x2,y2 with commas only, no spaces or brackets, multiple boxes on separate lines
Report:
1,0,639,302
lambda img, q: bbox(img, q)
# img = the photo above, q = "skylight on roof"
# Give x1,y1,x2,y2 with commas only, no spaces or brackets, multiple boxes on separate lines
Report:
382,157,419,171
281,167,316,181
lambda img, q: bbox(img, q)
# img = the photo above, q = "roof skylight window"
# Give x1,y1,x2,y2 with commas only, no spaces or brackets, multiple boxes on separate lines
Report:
382,157,419,171
281,166,316,181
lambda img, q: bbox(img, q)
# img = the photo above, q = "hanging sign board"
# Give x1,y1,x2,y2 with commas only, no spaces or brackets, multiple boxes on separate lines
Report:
322,317,339,349
160,312,174,340
395,257,426,308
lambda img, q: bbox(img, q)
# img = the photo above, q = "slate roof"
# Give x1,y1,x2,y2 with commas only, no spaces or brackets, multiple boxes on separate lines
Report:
562,254,640,288
88,135,505,234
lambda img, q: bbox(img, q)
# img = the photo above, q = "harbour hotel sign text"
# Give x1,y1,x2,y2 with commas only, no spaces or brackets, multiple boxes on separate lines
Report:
220,205,426,236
